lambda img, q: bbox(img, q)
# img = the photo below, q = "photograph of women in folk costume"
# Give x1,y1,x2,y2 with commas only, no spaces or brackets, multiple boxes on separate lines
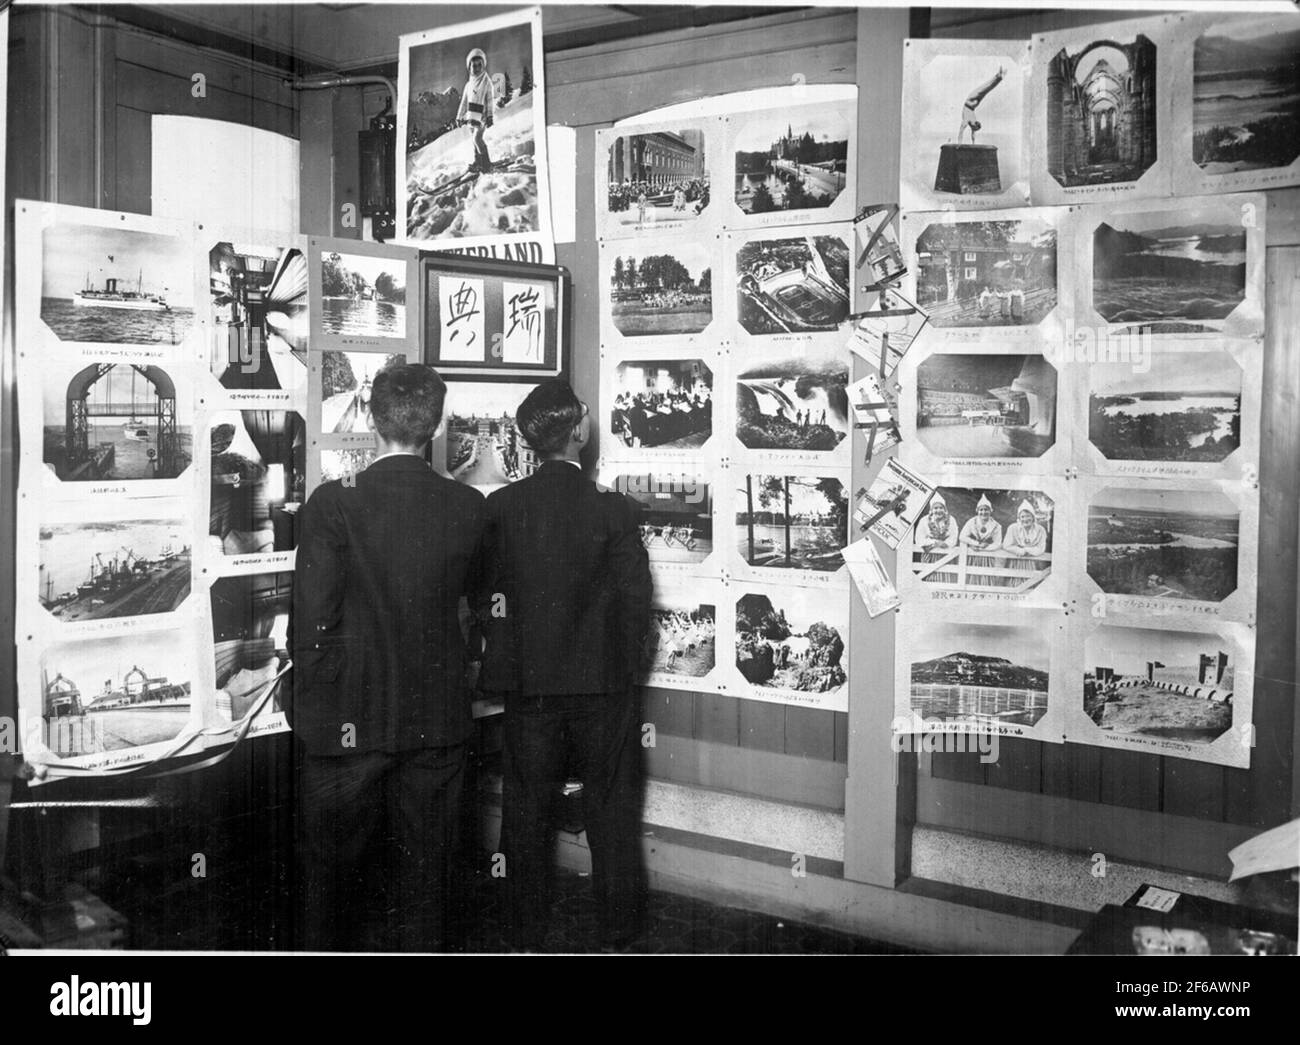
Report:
911,487,1054,594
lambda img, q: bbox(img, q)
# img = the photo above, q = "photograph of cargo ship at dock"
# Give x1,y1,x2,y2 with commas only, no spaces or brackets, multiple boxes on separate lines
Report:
209,241,309,392
40,222,195,345
39,517,191,623
38,632,195,759
42,360,193,482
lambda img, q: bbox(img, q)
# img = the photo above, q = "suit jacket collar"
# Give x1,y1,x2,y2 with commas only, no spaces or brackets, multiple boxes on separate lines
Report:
364,455,431,475
536,458,584,478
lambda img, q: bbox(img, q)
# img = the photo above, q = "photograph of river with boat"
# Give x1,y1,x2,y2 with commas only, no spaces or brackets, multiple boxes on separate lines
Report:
40,517,191,622
40,222,195,344
318,251,407,340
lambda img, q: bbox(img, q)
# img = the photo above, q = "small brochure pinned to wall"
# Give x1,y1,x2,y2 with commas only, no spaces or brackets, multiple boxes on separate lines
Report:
847,372,898,464
843,536,900,617
855,458,935,548
845,289,929,377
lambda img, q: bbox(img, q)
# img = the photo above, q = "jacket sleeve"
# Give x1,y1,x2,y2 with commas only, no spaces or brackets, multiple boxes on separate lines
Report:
611,493,653,686
290,485,349,679
472,493,518,694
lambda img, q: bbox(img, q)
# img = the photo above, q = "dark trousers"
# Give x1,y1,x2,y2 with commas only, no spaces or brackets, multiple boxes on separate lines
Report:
297,743,467,952
501,691,645,947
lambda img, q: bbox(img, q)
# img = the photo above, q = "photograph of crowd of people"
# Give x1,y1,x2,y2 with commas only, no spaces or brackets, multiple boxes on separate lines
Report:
607,244,712,337
609,359,712,449
912,218,1057,328
914,352,1057,460
611,472,713,565
732,109,850,214
210,241,308,391
209,411,306,557
736,234,851,335
1091,203,1248,332
907,621,1050,727
604,128,709,229
735,354,849,453
1087,487,1239,603
1084,627,1234,744
735,474,848,574
911,487,1054,594
735,589,846,695
210,572,291,721
643,596,716,679
1088,352,1242,463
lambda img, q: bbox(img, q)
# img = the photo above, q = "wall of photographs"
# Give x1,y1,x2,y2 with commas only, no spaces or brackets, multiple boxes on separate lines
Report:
594,92,858,712
890,10,1285,769
13,202,308,779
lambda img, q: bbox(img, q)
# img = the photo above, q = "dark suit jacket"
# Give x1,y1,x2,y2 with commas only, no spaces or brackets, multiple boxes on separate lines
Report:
479,459,652,697
288,455,486,755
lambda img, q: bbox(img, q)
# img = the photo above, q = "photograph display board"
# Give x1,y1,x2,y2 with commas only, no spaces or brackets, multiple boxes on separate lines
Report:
14,202,298,779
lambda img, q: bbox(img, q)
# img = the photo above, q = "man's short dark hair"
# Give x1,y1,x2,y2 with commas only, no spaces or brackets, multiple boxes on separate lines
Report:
369,364,447,447
517,378,584,456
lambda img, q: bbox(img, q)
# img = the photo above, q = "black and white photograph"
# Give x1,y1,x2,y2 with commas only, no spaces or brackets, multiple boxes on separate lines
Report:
735,354,848,452
39,516,191,623
902,43,1026,207
321,351,406,433
732,106,850,215
1084,627,1234,743
210,572,291,721
856,457,935,548
1192,20,1300,174
610,359,712,449
209,241,308,392
735,587,847,701
735,233,851,335
913,217,1057,328
43,361,193,482
401,11,546,242
906,621,1051,727
1091,203,1249,331
319,447,376,484
844,291,929,376
445,380,540,491
643,588,716,681
606,242,712,337
610,471,713,566
1089,352,1242,463
1044,34,1158,188
855,204,907,291
318,251,407,341
914,353,1058,459
1087,487,1239,603
209,411,306,557
911,488,1054,594
735,474,848,574
40,222,195,345
39,632,194,759
603,128,710,230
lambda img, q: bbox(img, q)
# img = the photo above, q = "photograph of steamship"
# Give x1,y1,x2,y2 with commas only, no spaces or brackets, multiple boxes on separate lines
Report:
735,588,847,695
41,634,193,758
604,128,709,229
735,474,848,574
732,109,850,214
43,361,193,482
913,218,1057,328
735,234,851,335
210,573,291,722
1084,627,1234,743
1087,487,1239,603
209,411,306,557
1044,35,1157,188
1089,352,1242,463
40,222,195,344
908,621,1050,727
1193,21,1300,174
914,352,1057,459
209,241,308,391
610,359,712,449
40,517,191,623
735,354,849,453
1091,203,1248,332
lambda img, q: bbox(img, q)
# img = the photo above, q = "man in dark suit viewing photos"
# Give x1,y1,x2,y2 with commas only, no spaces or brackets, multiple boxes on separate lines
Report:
480,379,653,950
290,363,484,952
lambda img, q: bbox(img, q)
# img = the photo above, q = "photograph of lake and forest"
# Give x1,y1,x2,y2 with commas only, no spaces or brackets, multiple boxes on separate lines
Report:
735,354,849,453
1088,352,1242,463
1091,202,1248,332
735,234,851,335
1192,21,1300,174
1087,487,1239,603
735,588,847,695
735,474,848,574
912,217,1057,328
607,243,712,337
914,352,1057,460
907,621,1050,727
1084,626,1234,744
732,108,850,214
318,251,407,340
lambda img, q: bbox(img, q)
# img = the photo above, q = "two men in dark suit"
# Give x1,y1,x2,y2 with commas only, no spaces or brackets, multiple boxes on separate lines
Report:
289,364,485,951
479,379,653,950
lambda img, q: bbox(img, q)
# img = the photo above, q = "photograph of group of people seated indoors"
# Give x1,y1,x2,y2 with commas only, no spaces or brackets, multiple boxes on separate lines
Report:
610,362,713,449
290,364,651,953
